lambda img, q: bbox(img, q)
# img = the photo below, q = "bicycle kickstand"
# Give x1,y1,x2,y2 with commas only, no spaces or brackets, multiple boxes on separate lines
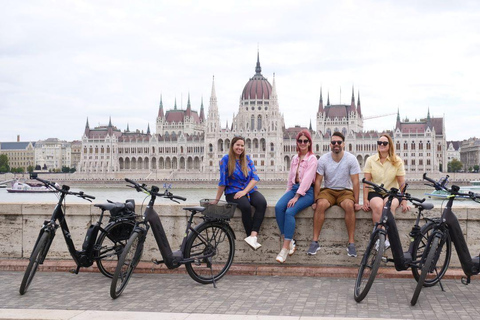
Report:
69,265,80,275
208,257,217,289
438,279,445,292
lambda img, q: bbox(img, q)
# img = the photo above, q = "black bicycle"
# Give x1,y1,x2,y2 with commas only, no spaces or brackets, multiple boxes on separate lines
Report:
110,178,236,299
354,179,450,302
19,173,136,295
411,173,480,306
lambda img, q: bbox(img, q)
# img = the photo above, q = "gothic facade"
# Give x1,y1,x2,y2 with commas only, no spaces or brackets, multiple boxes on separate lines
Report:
77,54,446,179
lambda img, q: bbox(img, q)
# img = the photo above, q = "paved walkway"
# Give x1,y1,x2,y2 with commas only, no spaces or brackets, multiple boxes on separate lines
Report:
1,270,480,319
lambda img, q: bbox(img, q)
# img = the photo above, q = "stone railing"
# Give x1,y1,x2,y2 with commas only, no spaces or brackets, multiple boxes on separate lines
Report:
1,202,479,268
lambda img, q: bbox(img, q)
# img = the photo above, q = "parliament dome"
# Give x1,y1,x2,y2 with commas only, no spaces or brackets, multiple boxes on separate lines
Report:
241,54,272,100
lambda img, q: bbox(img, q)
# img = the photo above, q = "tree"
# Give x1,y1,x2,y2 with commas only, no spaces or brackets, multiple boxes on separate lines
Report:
0,154,9,172
474,165,479,173
27,165,34,173
62,166,70,173
448,158,463,173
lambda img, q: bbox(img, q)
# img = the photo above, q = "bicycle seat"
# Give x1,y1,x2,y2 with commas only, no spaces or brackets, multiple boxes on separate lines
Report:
183,206,206,212
413,201,434,211
95,203,121,211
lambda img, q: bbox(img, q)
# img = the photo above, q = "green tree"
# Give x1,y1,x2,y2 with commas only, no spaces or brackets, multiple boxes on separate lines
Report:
474,165,479,173
448,158,463,172
27,165,34,173
0,154,9,172
62,166,70,173
69,167,76,173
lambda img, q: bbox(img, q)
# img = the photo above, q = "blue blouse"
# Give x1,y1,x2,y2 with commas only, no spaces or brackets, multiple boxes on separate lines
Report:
218,154,260,195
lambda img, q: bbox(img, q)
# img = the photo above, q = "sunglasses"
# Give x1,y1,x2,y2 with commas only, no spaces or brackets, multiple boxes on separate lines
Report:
297,139,310,144
330,140,343,145
377,141,389,146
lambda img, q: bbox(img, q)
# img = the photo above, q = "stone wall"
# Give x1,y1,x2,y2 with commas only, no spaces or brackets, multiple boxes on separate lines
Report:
2,202,480,268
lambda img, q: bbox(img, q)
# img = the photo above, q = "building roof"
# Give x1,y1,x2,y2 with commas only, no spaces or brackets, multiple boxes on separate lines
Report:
324,104,355,119
0,142,35,150
396,117,443,136
165,110,201,124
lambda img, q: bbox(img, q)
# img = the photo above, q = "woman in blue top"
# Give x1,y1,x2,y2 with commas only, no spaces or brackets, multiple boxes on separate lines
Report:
214,136,267,250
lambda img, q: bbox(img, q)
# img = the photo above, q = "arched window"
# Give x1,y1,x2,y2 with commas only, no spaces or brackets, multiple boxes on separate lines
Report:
257,115,262,130
251,115,255,130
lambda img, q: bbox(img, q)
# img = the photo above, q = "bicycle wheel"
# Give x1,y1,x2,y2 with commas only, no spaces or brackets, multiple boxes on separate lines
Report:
184,221,235,285
411,222,451,287
110,230,144,299
411,236,440,306
354,231,385,302
95,220,135,278
19,231,50,295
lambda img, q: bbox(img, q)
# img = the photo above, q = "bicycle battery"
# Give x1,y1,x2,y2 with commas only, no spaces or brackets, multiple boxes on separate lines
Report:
82,224,100,252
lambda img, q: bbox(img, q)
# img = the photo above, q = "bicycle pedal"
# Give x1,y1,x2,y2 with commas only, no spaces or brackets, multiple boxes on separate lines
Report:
152,259,164,265
69,268,77,274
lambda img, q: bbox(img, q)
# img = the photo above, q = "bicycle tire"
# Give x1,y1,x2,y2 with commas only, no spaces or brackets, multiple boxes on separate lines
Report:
19,231,50,295
411,236,440,306
110,230,144,299
95,220,135,278
411,222,451,287
184,221,235,285
354,231,385,302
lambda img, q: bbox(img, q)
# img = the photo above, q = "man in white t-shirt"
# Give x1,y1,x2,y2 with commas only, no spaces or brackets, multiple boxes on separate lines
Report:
307,132,362,257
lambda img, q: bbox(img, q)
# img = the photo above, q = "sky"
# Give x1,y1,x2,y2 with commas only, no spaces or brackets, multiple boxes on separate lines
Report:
1,0,479,143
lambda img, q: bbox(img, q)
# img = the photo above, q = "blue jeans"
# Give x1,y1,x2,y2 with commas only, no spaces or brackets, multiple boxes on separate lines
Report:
275,184,314,240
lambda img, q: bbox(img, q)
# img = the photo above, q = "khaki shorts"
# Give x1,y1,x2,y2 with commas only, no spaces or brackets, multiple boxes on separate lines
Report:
316,188,355,206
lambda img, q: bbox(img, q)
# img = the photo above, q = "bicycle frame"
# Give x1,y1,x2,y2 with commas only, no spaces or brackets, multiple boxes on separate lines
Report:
140,195,235,269
423,173,480,283
364,180,432,272
434,191,476,277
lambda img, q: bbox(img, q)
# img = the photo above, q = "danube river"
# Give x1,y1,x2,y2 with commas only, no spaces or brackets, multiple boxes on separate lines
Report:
2,183,478,208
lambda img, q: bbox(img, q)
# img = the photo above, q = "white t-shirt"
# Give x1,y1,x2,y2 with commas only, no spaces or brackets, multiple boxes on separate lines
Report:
317,151,361,190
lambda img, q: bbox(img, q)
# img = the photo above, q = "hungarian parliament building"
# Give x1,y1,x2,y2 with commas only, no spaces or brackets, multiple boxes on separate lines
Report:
77,55,446,180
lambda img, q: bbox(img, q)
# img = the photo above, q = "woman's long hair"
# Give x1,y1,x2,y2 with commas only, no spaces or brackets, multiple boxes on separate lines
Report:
296,129,313,154
228,136,248,177
378,134,400,166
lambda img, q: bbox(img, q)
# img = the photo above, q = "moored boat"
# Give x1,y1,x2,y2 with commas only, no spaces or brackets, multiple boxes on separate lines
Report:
6,181,55,193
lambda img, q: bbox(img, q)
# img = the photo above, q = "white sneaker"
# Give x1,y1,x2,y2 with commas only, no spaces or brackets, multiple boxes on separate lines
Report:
375,238,390,251
288,239,296,256
244,236,261,250
385,239,390,250
276,248,289,263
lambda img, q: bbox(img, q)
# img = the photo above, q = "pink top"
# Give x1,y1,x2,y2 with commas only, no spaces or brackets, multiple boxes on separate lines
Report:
286,153,317,196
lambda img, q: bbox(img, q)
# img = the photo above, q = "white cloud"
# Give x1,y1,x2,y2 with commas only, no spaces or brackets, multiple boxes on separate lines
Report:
1,0,479,142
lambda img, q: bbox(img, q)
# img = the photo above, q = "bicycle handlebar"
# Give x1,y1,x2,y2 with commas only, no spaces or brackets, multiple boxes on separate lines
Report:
362,178,424,204
29,173,95,201
362,178,389,194
124,178,187,202
423,173,480,202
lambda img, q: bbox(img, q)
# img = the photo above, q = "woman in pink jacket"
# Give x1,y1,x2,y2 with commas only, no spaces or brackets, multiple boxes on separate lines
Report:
275,129,317,263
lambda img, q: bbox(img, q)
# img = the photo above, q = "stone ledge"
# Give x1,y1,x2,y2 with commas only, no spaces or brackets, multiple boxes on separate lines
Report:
0,258,469,280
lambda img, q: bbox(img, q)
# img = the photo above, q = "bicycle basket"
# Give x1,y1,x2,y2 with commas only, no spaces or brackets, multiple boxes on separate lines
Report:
109,199,135,219
199,199,237,220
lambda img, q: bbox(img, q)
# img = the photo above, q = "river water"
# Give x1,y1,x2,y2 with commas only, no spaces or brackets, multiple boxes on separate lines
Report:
2,183,478,208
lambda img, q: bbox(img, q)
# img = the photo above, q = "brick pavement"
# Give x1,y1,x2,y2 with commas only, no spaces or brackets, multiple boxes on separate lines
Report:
1,270,480,319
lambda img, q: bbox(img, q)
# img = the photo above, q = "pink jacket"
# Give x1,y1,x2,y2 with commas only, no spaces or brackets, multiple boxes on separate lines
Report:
286,153,317,196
